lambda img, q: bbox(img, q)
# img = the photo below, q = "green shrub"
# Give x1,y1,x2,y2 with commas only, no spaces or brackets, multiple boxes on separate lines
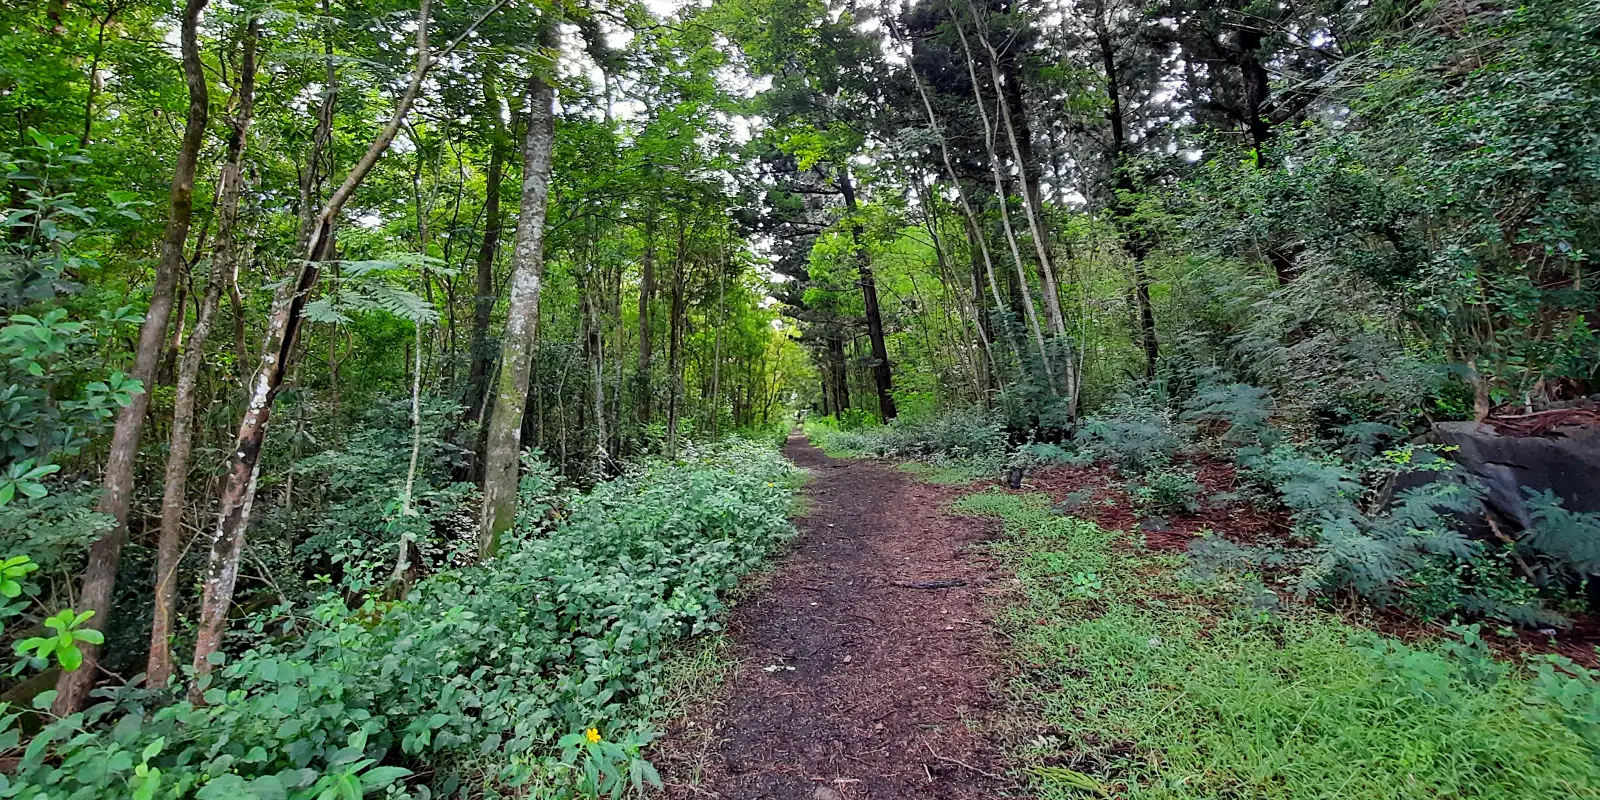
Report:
807,408,1008,472
1072,397,1189,475
1,439,798,799
1131,469,1203,515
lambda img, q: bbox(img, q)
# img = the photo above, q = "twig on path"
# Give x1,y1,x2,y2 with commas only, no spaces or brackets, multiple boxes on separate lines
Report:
924,742,1006,781
894,579,968,589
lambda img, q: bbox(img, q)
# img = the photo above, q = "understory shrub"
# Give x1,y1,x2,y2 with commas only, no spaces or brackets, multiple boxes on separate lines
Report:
1130,468,1203,515
960,491,1600,799
806,408,1007,473
1,438,798,799
1071,395,1190,475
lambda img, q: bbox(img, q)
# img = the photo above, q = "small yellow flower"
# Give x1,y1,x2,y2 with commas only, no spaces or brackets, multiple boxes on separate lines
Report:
766,482,775,488
585,728,601,744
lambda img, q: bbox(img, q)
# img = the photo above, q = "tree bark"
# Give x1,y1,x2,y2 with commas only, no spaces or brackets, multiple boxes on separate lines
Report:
463,64,508,427
477,33,558,558
636,211,655,425
189,0,472,697
54,0,210,716
837,166,897,421
147,13,257,690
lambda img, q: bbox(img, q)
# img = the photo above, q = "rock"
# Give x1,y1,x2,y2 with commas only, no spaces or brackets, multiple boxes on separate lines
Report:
812,787,843,800
1430,421,1600,525
1139,516,1170,532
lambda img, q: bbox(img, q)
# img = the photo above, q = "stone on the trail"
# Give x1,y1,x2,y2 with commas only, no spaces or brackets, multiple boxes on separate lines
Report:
812,787,843,800
1139,516,1170,532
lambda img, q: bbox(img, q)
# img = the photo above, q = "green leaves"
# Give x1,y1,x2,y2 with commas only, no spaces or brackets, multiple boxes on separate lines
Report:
16,608,101,671
2,440,796,799
0,460,59,507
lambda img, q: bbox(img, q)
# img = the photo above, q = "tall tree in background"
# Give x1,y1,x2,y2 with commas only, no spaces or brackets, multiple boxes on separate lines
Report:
479,21,558,557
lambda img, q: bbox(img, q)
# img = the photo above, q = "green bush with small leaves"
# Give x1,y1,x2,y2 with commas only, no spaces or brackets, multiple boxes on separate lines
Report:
0,438,798,799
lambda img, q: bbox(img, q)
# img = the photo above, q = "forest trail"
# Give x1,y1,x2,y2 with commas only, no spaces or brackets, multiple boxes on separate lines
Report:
662,436,1010,799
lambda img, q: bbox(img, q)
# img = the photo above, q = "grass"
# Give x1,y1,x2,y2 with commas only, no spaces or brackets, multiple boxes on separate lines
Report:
897,459,989,486
953,490,1600,800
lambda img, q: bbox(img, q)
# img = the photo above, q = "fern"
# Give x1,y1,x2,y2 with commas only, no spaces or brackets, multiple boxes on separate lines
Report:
1520,489,1600,579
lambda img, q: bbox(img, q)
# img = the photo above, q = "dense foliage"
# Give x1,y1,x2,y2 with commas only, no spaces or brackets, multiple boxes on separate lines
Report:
4,440,797,798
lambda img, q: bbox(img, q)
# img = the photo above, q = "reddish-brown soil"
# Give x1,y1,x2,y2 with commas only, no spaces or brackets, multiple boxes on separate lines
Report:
1019,457,1290,551
658,437,1013,800
1021,457,1600,669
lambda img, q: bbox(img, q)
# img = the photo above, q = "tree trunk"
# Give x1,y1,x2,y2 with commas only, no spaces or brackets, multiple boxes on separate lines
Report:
709,244,727,437
950,8,1055,394
477,36,558,558
388,316,425,592
54,0,210,716
147,14,257,690
826,333,849,414
666,219,687,457
837,166,897,421
463,65,508,427
189,0,460,697
1095,12,1159,379
636,211,655,426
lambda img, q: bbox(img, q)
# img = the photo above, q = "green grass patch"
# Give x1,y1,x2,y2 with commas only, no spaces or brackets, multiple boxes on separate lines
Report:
954,490,1600,800
897,459,988,486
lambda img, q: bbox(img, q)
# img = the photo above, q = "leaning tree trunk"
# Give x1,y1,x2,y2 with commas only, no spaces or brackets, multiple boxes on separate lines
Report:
54,0,210,716
188,0,481,698
969,0,1078,409
147,14,258,690
837,166,897,421
950,8,1055,395
477,41,558,559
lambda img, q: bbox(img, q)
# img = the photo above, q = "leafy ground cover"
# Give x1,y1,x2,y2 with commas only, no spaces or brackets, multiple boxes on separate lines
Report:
955,490,1600,799
2,439,799,800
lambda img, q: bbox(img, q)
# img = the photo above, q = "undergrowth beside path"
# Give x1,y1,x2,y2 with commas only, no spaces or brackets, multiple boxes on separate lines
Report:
954,490,1600,800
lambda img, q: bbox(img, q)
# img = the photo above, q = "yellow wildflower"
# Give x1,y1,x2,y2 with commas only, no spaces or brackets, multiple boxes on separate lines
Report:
585,728,601,744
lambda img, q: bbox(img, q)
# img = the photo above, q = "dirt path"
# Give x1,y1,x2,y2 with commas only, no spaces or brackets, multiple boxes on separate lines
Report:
661,436,1009,800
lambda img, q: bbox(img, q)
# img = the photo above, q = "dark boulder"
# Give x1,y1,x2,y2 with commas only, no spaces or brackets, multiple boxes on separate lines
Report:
1428,421,1600,527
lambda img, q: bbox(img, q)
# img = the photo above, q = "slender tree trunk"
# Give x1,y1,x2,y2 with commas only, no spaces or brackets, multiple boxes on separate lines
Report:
899,36,1011,390
55,0,210,716
147,14,258,690
636,211,655,425
464,65,508,426
388,317,425,592
666,220,687,457
969,0,1079,409
709,244,727,437
477,32,558,558
189,0,475,696
837,166,897,421
1095,13,1159,379
951,9,1055,394
826,333,849,414
578,254,608,470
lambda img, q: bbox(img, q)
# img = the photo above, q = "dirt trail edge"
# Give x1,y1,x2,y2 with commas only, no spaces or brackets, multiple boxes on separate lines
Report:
660,436,1011,800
